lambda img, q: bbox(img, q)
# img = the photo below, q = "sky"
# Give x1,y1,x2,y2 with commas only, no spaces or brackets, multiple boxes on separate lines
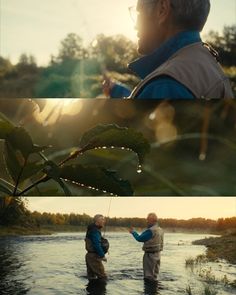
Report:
27,197,236,220
1,0,236,65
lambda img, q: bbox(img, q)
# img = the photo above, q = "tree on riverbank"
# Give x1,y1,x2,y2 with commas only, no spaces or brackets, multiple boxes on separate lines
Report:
0,197,30,226
32,213,236,232
1,201,235,233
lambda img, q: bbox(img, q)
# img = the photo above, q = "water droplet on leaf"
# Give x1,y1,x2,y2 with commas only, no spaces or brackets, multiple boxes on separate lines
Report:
199,153,206,161
137,165,142,174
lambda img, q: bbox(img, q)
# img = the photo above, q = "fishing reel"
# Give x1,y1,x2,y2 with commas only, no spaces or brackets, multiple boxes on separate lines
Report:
101,237,110,254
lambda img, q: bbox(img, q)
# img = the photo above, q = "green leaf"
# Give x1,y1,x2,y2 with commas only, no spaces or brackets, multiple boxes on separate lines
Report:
4,142,45,183
6,127,35,159
59,164,134,196
0,113,15,139
0,179,14,196
79,124,150,165
43,161,72,196
0,179,22,196
6,127,49,159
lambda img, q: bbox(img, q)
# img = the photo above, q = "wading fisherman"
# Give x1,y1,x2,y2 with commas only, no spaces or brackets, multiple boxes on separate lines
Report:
129,213,164,282
103,0,234,99
85,214,109,281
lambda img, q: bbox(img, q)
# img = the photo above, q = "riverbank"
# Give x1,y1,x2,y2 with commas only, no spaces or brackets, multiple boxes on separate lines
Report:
193,232,236,264
0,225,53,236
0,225,131,236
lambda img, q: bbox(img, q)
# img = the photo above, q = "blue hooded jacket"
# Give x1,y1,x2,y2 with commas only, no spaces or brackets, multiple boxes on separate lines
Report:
131,224,159,242
111,31,202,99
86,223,105,258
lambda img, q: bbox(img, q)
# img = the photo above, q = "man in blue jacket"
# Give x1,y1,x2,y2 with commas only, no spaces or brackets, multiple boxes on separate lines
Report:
129,213,164,282
103,0,233,99
85,214,107,281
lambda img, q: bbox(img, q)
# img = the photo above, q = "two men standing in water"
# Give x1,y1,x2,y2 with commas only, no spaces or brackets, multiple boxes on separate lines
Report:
85,213,164,283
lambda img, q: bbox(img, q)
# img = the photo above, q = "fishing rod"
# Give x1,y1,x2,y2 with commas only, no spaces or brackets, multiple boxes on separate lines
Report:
100,197,113,256
103,197,113,238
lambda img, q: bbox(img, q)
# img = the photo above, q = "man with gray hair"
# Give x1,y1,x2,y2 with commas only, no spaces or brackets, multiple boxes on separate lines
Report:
129,213,164,282
85,214,108,281
103,0,233,99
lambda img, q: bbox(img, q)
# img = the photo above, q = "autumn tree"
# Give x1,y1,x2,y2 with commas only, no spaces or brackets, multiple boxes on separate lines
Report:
0,197,29,226
90,34,138,73
57,33,87,62
0,57,13,79
206,25,236,67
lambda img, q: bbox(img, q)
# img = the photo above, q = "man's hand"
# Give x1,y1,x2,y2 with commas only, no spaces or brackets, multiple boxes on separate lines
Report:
129,227,134,234
102,74,115,98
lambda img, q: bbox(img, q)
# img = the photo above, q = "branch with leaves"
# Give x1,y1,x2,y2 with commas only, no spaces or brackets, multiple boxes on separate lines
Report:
0,113,150,196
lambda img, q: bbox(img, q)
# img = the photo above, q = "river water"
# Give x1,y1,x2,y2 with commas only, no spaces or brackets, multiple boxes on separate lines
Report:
0,232,235,295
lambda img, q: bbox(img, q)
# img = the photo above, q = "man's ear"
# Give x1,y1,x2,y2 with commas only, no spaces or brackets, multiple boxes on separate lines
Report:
156,0,172,24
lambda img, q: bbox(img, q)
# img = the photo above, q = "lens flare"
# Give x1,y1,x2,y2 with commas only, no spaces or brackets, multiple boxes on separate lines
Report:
34,99,83,126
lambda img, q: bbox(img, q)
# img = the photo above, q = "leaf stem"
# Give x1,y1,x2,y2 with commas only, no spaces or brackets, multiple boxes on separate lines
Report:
16,143,116,196
58,145,90,167
16,176,49,196
13,156,28,196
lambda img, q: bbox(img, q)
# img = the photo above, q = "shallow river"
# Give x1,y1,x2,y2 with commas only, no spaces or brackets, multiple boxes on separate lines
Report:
0,232,235,295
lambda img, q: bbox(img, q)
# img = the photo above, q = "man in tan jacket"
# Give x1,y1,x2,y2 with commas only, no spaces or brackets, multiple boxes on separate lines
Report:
129,213,164,282
104,0,234,99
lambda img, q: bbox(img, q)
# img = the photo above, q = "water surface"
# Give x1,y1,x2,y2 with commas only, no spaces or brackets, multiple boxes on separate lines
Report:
0,232,235,294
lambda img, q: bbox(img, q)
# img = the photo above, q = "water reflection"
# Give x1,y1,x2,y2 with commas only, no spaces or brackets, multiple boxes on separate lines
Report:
0,239,30,294
86,279,107,295
0,233,234,295
143,279,161,295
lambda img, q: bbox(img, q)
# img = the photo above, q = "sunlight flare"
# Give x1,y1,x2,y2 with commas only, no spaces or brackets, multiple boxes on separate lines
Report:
34,99,83,126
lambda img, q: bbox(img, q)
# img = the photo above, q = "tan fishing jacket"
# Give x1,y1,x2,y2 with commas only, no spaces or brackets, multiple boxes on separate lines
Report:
142,224,164,253
130,42,234,99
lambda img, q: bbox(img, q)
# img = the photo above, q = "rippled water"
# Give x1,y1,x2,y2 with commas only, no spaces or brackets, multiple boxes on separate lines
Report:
0,232,235,295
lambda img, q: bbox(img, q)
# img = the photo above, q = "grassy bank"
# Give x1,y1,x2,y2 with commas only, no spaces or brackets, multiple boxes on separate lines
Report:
0,225,132,236
0,225,53,236
193,232,236,264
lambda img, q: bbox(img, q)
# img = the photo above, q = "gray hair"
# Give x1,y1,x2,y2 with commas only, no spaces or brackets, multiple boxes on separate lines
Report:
147,213,158,222
93,214,104,222
170,0,211,31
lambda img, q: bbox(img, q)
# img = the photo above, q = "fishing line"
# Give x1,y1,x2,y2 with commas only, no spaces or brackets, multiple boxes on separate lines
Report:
103,196,113,238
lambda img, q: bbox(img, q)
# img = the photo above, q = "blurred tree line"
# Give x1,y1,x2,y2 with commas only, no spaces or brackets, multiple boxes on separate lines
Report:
29,213,236,232
0,33,138,98
0,26,235,98
0,197,235,232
